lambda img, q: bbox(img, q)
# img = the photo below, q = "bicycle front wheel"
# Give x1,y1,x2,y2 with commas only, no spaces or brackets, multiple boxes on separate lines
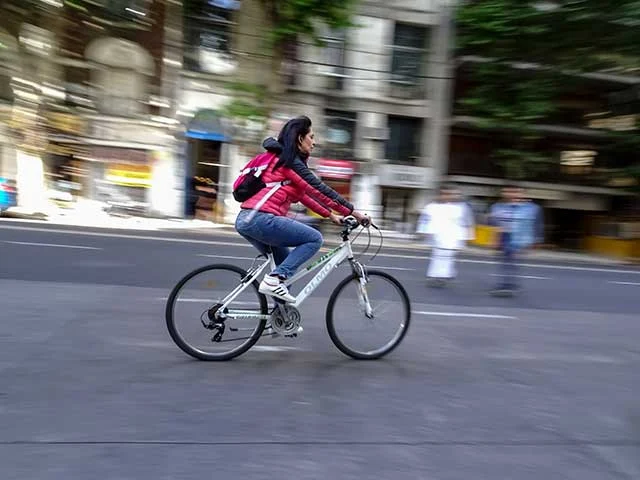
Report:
166,264,268,361
326,270,411,360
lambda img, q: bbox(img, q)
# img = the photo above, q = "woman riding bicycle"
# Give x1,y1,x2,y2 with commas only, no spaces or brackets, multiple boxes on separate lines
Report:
235,115,369,303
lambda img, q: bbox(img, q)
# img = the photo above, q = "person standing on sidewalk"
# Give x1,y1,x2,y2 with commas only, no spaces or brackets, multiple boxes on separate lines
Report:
488,186,544,295
416,184,475,287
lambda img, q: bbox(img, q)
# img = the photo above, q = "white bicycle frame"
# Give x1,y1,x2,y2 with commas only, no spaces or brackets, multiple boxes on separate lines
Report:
217,238,365,321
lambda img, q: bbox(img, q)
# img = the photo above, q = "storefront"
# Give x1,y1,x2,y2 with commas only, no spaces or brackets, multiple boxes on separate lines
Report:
44,117,178,216
183,109,232,221
315,158,356,201
84,147,152,206
377,163,435,232
44,113,88,206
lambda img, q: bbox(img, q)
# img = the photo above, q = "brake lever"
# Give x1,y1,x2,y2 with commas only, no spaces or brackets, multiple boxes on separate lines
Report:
360,216,377,229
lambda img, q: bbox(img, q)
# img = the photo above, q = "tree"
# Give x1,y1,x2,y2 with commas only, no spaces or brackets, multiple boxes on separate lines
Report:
222,0,360,132
454,0,640,181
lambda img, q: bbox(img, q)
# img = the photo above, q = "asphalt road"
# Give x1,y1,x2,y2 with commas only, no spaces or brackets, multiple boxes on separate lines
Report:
1,220,639,479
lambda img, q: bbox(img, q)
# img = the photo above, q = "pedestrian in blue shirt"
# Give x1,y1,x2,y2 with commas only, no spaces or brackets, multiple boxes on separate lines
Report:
488,186,543,295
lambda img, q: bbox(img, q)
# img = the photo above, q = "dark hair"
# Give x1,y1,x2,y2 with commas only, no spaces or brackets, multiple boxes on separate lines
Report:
274,115,312,170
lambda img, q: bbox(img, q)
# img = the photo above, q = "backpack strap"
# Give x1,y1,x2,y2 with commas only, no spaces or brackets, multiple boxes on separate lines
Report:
244,180,291,222
241,164,269,177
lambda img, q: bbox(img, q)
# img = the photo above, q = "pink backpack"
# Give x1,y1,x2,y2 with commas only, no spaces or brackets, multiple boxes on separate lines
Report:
232,152,277,202
232,153,290,218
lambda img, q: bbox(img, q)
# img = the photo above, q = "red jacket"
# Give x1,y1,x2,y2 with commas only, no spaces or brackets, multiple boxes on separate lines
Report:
241,138,354,217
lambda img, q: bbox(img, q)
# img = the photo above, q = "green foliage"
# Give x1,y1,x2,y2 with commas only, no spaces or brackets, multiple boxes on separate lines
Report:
455,0,640,180
262,0,359,45
220,99,268,120
220,0,359,124
456,0,640,71
493,148,553,180
226,82,268,103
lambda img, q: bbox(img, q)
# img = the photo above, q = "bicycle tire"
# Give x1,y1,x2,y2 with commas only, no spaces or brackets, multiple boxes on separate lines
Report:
326,269,411,360
166,264,268,361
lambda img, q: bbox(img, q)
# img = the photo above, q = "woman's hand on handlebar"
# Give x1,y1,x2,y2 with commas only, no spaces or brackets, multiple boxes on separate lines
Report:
352,210,372,227
329,212,345,225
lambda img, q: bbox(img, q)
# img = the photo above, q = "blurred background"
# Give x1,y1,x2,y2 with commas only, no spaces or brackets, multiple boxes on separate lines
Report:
2,4,640,478
0,0,638,259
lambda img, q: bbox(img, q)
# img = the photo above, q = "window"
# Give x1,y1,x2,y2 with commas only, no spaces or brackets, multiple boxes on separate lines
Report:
183,0,238,74
64,66,94,110
323,110,356,159
0,71,12,102
282,40,298,86
385,116,422,165
85,37,154,116
319,30,346,90
0,31,17,102
390,23,428,93
103,0,152,21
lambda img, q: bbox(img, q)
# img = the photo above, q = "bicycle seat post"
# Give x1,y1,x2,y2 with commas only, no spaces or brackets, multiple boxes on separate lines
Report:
265,247,276,270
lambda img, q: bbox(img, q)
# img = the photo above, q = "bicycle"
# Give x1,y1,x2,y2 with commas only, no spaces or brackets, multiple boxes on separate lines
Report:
165,216,411,361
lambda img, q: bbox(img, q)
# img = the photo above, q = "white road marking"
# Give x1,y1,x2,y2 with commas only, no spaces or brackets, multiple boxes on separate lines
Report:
414,311,517,319
157,298,259,306
252,346,303,352
4,241,102,250
0,225,240,247
486,353,622,364
112,340,175,349
196,255,416,272
197,254,257,261
370,266,416,271
2,224,637,275
490,273,551,280
460,258,639,275
608,281,640,286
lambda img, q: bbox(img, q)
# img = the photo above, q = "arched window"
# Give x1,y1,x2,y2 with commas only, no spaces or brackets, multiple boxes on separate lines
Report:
85,37,154,116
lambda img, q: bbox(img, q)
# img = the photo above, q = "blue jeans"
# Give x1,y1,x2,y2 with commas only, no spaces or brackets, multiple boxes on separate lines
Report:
496,242,520,289
235,209,323,279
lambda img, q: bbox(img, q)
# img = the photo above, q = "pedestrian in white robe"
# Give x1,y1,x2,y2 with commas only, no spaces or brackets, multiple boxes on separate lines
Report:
416,186,475,285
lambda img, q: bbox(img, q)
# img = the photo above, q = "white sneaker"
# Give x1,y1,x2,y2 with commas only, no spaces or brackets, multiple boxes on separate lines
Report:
259,274,296,303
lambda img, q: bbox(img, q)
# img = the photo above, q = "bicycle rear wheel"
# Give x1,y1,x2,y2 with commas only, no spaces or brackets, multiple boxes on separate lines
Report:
166,264,268,361
326,270,411,360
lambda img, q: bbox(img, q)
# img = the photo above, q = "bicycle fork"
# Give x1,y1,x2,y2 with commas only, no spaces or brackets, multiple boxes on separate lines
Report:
351,261,374,319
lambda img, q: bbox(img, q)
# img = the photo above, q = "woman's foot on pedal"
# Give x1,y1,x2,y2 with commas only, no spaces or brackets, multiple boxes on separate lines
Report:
259,274,296,303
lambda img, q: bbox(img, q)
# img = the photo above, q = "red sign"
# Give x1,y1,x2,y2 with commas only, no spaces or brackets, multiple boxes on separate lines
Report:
316,159,355,180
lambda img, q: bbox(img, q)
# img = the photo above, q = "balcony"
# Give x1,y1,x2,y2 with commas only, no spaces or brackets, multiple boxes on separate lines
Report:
388,78,426,100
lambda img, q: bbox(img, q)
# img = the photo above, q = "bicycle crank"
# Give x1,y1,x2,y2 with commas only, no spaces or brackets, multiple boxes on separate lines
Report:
270,304,302,337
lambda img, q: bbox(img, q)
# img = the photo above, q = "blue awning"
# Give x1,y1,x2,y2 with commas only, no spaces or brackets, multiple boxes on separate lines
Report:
185,109,231,142
185,130,229,142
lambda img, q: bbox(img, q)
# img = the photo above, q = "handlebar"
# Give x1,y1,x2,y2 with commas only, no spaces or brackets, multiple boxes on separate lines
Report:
338,214,384,262
340,215,375,238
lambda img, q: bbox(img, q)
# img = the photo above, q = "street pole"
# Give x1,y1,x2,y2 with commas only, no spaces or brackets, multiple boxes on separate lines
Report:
426,0,456,204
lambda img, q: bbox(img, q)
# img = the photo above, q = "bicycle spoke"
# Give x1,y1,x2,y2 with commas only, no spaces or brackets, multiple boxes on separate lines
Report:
327,270,411,359
166,264,268,361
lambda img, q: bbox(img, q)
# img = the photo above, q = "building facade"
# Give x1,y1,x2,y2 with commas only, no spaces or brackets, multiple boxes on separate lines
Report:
448,59,640,250
174,0,456,228
285,0,456,232
0,0,184,218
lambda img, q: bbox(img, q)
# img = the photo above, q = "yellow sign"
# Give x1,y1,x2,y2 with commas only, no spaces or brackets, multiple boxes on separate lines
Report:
47,113,85,135
106,163,152,188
